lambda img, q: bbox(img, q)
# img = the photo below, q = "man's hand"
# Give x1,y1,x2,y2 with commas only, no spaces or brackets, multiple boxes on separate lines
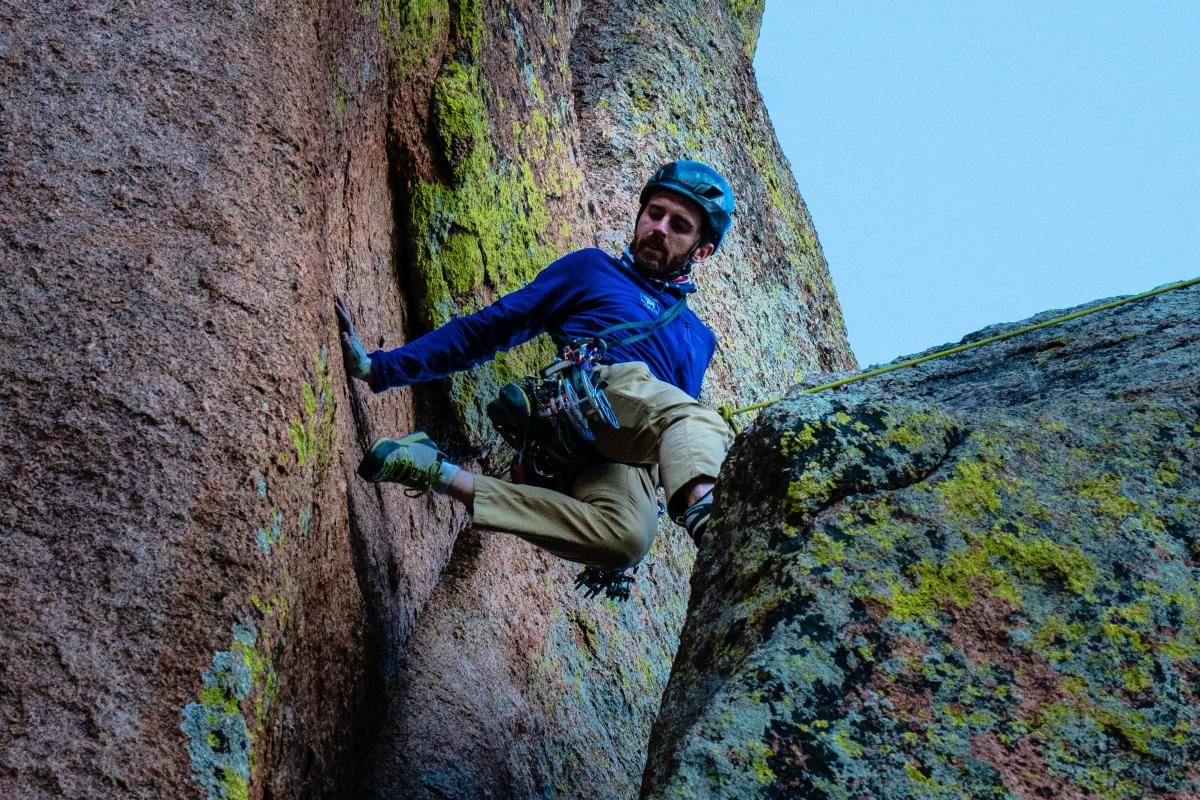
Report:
335,296,374,385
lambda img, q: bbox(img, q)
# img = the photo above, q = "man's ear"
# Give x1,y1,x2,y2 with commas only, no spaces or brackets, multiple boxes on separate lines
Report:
690,242,716,263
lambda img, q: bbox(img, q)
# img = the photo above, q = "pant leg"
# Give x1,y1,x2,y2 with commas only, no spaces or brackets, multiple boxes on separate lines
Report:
591,362,733,516
472,461,659,570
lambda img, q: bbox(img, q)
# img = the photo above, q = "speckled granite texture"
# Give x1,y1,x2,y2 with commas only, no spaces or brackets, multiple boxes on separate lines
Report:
644,282,1200,799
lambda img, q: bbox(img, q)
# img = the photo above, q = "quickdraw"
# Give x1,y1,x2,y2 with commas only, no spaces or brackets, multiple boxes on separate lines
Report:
487,294,689,485
574,565,636,601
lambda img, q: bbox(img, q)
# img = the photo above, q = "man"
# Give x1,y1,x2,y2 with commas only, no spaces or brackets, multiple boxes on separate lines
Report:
337,160,735,572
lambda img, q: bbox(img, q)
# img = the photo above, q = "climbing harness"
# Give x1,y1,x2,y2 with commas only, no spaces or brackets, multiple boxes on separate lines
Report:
487,295,693,602
487,338,619,485
716,276,1200,433
487,295,691,484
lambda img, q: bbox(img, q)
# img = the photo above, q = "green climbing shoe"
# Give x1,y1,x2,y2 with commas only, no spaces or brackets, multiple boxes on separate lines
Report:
358,432,446,492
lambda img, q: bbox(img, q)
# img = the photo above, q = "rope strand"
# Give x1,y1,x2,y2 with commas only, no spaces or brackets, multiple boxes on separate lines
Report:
717,275,1199,430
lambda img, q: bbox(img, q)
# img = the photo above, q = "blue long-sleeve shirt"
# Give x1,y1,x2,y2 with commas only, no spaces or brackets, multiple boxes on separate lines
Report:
368,248,717,398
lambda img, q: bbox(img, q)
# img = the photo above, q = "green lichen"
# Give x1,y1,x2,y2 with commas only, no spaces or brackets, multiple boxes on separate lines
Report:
627,77,655,113
736,109,819,264
401,17,589,431
364,0,451,76
184,345,336,799
181,624,277,800
745,740,776,784
285,347,335,474
936,459,1003,520
779,425,818,457
327,61,351,117
450,0,483,53
884,526,1098,623
432,58,489,180
785,472,838,516
1078,473,1140,522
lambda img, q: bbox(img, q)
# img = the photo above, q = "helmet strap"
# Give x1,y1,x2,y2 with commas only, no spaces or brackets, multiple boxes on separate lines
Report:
672,242,703,279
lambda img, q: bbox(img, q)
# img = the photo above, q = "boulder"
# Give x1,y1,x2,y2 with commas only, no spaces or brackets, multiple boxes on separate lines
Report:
0,0,851,797
645,283,1200,799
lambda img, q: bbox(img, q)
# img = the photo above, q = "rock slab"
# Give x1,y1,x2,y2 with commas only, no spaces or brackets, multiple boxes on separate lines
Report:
0,0,852,798
644,283,1200,799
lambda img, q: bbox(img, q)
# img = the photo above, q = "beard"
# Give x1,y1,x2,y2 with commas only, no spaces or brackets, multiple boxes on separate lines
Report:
631,235,688,276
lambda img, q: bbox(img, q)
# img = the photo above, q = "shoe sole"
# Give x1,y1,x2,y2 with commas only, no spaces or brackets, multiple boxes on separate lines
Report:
358,432,432,483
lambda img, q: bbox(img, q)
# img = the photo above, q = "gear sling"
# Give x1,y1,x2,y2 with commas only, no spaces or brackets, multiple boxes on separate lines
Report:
486,295,690,487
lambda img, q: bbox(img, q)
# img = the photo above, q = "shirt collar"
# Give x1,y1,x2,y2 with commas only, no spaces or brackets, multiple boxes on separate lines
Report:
620,248,697,295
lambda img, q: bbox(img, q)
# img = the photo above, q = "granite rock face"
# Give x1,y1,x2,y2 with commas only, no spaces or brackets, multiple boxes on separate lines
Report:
365,1,853,798
1,3,392,798
644,283,1200,799
0,1,850,799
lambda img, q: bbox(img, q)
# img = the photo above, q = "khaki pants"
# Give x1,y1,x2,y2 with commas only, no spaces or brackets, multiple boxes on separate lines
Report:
473,362,732,569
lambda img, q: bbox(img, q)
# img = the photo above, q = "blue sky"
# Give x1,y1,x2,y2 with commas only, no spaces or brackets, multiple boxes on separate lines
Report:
754,1,1199,368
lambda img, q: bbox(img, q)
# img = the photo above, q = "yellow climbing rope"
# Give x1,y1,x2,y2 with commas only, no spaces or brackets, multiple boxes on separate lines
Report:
717,275,1200,433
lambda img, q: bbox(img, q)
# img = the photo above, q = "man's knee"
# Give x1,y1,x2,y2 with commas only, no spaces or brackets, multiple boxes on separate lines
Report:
569,461,659,568
584,504,656,569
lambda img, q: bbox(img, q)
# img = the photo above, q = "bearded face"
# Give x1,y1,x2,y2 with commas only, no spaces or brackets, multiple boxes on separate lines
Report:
631,190,714,276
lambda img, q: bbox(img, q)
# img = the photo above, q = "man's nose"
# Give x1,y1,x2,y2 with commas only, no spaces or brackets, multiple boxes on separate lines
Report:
650,215,672,235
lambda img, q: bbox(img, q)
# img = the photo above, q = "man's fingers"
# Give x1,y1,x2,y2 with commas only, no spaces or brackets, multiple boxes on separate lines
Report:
335,296,375,382
334,296,354,333
339,329,373,381
341,330,364,355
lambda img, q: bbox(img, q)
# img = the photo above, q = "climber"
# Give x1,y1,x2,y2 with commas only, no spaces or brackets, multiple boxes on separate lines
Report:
337,160,735,574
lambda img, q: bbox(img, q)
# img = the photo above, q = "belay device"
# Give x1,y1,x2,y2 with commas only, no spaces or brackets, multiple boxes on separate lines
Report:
487,338,619,484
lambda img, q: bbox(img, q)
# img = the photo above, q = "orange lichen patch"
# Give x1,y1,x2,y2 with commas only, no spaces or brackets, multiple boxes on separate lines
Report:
889,684,935,729
1163,764,1200,800
943,584,1064,719
1176,660,1200,698
1010,657,1066,721
869,635,936,727
889,634,932,663
859,595,891,622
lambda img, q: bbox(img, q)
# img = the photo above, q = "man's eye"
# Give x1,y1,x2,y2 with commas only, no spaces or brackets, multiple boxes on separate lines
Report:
672,219,693,234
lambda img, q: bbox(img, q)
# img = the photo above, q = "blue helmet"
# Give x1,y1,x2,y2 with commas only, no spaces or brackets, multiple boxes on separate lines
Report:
639,160,735,253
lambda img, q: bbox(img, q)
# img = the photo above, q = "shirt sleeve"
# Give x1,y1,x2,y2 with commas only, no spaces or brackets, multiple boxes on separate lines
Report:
690,325,718,398
367,252,586,390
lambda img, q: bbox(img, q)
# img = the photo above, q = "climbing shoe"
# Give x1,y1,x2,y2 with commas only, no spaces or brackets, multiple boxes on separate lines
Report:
358,432,451,493
680,489,714,547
